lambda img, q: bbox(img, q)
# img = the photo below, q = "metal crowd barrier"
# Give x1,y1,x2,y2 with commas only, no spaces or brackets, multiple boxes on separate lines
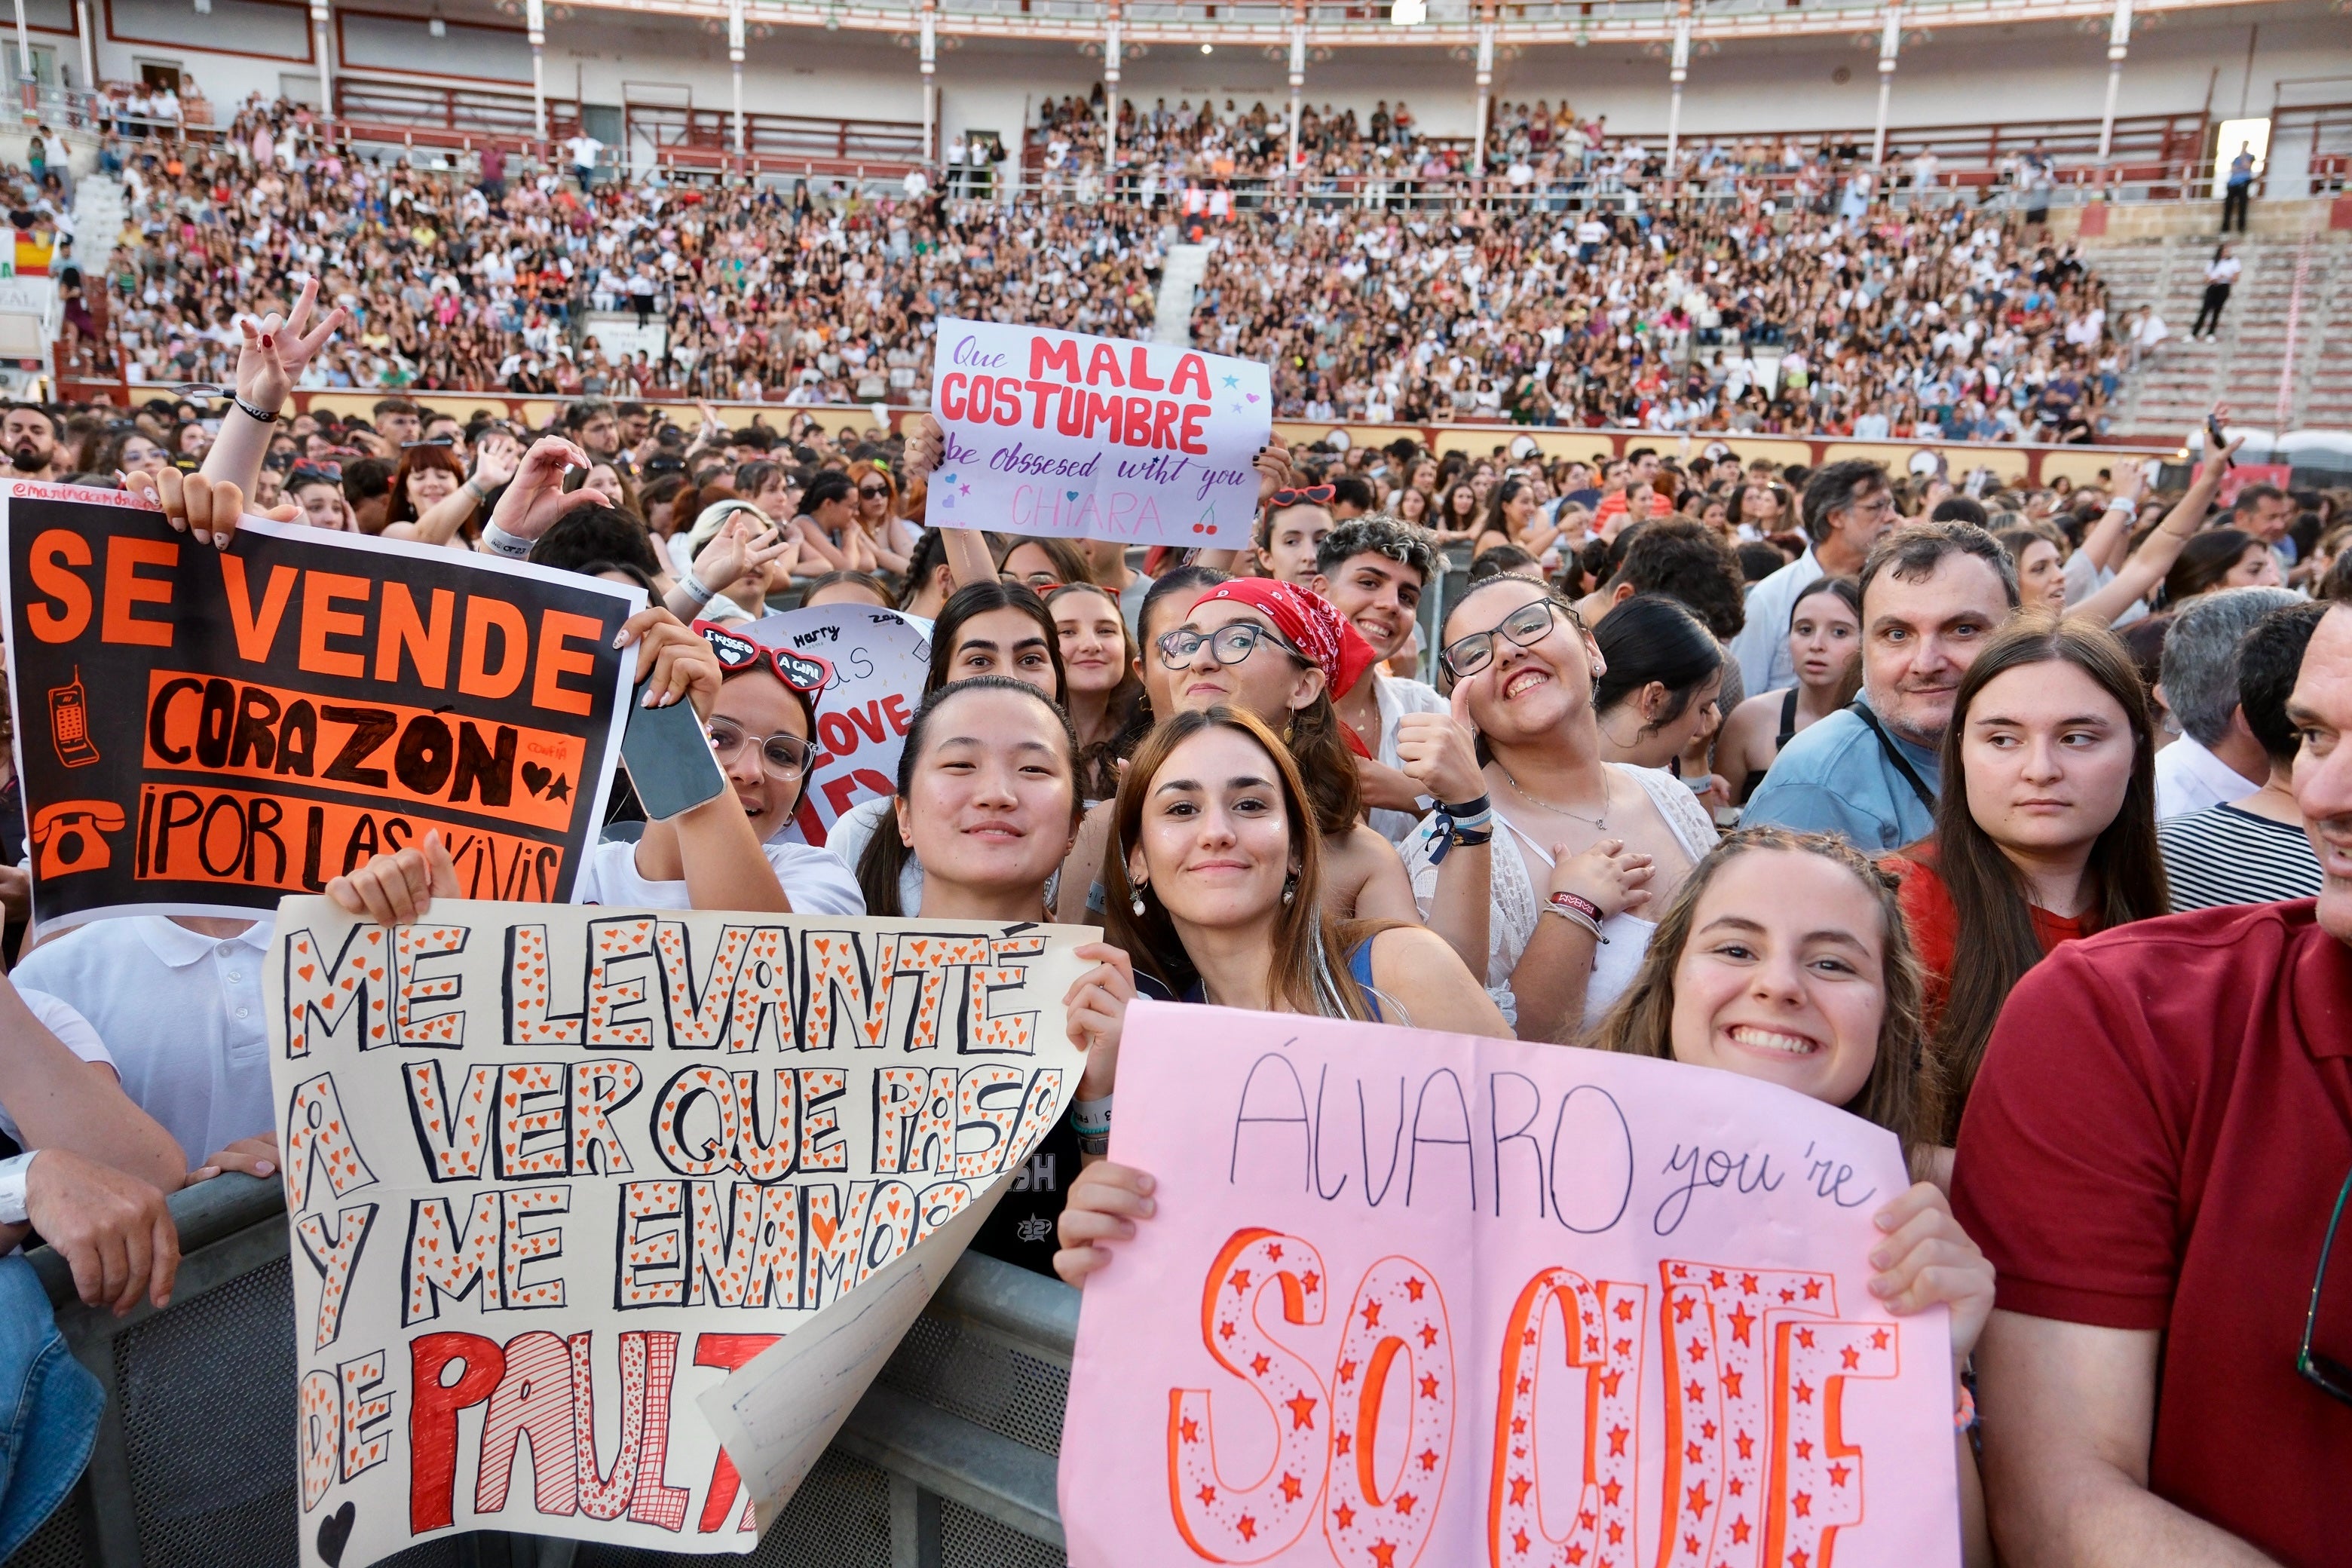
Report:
2,1177,1076,1568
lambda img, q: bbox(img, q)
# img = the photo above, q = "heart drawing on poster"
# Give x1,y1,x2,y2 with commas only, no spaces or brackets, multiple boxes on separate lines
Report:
315,1502,356,1567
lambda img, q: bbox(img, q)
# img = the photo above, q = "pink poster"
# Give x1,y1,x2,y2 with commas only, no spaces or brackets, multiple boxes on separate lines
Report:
1060,1001,1962,1568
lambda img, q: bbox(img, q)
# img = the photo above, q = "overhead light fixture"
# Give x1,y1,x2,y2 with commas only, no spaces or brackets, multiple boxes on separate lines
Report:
428,8,446,33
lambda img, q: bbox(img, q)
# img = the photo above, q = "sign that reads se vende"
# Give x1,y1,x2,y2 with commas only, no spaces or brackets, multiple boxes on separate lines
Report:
928,317,1272,548
0,483,640,935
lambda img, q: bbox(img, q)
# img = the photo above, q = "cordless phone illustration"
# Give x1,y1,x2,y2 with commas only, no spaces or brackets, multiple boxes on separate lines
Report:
48,667,99,767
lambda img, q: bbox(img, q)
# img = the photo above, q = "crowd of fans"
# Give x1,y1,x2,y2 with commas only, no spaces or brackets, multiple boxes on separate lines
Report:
1190,196,2115,435
51,95,2123,445
0,325,2347,1557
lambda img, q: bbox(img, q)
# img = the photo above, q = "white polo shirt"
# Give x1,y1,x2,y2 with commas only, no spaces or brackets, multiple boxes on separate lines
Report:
14,917,274,1165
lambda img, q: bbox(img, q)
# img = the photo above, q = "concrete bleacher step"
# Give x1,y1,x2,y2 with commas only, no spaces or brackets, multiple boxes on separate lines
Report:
1153,243,1210,348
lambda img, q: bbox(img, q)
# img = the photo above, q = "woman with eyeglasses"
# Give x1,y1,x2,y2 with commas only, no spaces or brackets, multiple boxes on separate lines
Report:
572,622,863,914
1404,572,1718,1040
1000,536,1094,593
1132,578,1416,923
834,582,1068,915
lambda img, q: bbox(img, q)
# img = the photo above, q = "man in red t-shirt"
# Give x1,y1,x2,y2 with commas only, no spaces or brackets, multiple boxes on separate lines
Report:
1954,602,2352,1565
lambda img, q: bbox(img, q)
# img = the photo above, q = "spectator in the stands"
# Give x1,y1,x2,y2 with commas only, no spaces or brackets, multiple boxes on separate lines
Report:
2152,586,2299,819
1955,599,2352,1567
1745,522,2018,851
1731,461,1898,694
2158,599,2327,909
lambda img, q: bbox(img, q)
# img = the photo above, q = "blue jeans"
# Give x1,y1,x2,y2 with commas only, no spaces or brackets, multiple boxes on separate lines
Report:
0,1255,102,1557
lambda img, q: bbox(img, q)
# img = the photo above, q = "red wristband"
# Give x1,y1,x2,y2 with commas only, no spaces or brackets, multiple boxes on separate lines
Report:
1549,890,1603,923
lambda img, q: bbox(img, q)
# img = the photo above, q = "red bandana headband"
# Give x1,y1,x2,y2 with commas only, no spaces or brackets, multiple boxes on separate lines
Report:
1190,578,1378,706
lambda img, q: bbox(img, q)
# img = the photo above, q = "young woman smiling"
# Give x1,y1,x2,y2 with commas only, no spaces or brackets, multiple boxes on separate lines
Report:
1150,579,1417,923
1881,616,2167,1143
1054,708,1509,1288
1588,827,1993,1567
1407,573,1719,1040
573,621,865,914
1049,582,1146,802
1716,577,1863,803
835,582,1067,915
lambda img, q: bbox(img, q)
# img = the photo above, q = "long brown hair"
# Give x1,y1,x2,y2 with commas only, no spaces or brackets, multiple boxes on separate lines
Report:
1046,581,1146,801
1103,707,1379,1021
1589,827,1937,1155
1918,615,2165,1140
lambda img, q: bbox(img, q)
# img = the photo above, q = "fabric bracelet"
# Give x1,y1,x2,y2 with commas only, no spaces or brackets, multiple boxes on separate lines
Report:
679,568,718,605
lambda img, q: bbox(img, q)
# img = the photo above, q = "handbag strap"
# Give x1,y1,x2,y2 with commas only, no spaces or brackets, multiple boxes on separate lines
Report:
1848,701,1937,811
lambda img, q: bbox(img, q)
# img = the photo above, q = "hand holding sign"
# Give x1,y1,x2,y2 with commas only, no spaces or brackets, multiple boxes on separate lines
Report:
124,466,299,549
927,320,1271,548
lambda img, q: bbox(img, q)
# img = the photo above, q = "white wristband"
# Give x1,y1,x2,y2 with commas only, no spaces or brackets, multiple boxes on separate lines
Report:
0,1150,37,1225
480,521,532,559
680,569,718,606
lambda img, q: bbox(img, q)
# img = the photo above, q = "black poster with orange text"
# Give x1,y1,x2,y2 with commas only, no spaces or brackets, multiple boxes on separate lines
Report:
0,482,640,935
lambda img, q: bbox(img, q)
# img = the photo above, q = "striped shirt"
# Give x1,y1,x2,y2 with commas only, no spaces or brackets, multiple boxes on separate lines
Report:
2155,804,2323,913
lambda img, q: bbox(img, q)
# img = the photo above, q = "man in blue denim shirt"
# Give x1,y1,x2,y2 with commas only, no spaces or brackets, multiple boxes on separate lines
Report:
1745,519,2020,851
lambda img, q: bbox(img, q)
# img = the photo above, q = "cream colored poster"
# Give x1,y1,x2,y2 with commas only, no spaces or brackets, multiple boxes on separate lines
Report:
265,897,1091,1568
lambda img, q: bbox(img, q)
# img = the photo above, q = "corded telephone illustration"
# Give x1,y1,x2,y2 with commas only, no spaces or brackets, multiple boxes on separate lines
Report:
31,801,125,879
47,667,98,767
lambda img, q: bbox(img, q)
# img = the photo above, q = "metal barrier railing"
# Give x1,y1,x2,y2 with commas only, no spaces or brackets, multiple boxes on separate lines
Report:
3,1177,1076,1568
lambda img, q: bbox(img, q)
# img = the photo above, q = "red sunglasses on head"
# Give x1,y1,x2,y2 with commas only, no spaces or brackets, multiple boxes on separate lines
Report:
1268,485,1337,510
693,620,833,694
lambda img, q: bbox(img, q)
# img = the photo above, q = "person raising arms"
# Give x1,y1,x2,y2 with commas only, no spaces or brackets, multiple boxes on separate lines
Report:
1405,573,1718,1039
1716,577,1862,803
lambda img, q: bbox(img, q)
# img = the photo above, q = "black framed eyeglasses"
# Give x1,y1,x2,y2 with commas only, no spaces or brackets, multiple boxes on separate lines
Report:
1155,623,1302,669
2299,1165,2352,1407
1440,599,1573,682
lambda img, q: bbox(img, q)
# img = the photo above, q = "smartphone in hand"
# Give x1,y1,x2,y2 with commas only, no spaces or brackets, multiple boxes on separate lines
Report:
621,694,728,821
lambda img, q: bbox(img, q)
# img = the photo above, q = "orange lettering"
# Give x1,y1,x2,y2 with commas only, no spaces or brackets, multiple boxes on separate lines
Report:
458,597,529,701
299,571,372,678
219,556,299,663
377,583,455,688
25,527,90,643
101,535,178,648
531,610,601,717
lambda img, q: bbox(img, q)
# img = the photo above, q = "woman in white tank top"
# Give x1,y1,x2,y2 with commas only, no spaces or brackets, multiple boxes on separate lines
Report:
1402,574,1717,1037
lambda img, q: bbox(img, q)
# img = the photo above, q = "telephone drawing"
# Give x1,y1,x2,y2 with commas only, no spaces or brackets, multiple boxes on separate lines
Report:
31,801,125,879
47,668,98,767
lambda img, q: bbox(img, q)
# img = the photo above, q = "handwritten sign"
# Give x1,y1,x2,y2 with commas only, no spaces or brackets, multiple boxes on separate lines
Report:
0,484,639,935
267,898,1094,1568
1059,1002,1962,1568
747,604,930,848
927,317,1271,548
